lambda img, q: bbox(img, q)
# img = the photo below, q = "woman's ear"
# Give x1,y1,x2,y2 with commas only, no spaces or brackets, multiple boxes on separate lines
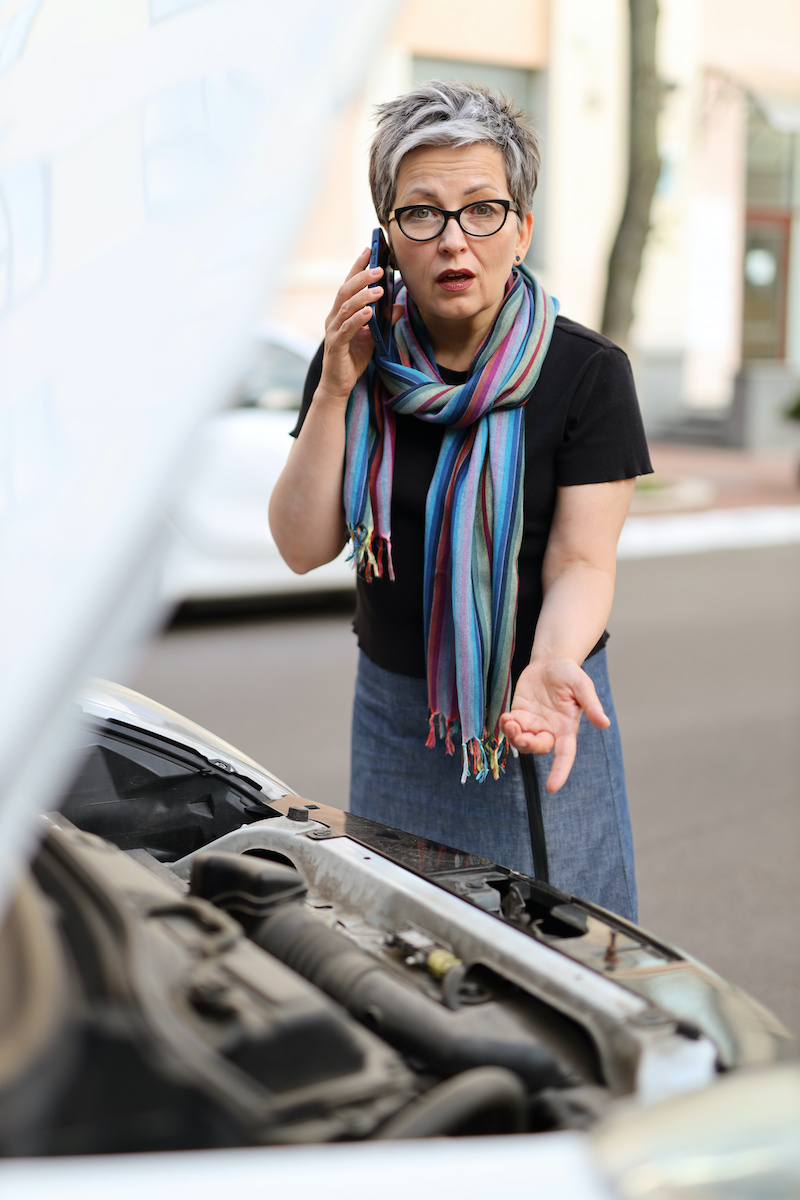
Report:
516,211,533,262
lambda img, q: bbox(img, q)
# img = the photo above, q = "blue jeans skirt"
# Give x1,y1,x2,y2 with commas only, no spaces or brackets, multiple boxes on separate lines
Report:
350,649,638,921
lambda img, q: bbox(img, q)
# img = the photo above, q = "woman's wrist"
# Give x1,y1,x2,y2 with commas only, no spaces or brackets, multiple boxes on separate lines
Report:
528,646,587,672
311,381,352,416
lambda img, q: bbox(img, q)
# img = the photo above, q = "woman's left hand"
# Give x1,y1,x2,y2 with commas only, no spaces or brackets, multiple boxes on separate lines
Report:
499,657,610,794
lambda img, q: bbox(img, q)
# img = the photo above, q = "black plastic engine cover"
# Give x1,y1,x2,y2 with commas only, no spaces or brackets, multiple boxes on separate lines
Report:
0,815,415,1154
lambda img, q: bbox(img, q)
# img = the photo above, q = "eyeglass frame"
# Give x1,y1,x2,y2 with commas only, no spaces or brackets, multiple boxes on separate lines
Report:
387,199,519,242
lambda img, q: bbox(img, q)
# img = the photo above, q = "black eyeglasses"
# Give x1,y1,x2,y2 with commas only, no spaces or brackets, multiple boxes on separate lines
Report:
388,199,518,242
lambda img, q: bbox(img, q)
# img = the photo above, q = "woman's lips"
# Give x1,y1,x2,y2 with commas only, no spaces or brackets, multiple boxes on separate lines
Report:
436,271,475,292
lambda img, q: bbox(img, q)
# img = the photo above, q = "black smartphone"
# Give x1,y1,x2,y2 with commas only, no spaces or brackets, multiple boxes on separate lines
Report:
368,227,394,357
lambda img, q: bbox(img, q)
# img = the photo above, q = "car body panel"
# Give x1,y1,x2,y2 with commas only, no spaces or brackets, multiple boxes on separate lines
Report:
0,0,391,924
0,1132,615,1200
161,328,354,604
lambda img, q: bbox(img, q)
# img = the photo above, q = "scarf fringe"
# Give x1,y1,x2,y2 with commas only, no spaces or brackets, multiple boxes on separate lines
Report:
427,711,510,784
346,525,394,582
426,712,457,756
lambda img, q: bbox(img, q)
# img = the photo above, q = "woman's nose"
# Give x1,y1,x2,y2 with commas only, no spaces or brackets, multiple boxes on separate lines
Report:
438,214,468,253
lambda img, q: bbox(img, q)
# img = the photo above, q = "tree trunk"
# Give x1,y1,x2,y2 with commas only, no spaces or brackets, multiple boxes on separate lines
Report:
601,0,662,349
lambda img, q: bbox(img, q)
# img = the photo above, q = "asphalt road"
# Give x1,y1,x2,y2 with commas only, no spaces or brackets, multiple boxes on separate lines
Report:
128,543,800,1031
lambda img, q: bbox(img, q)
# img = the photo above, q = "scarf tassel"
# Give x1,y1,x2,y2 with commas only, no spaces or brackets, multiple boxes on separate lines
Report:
427,712,511,784
346,525,394,582
460,734,511,784
426,712,457,756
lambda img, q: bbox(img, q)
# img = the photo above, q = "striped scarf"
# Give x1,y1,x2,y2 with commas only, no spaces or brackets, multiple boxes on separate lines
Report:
344,264,558,781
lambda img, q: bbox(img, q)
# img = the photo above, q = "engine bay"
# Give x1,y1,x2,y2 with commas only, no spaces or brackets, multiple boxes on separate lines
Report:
0,709,794,1156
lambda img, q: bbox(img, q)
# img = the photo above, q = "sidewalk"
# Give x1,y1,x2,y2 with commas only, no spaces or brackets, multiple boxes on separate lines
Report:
620,443,800,558
631,443,800,514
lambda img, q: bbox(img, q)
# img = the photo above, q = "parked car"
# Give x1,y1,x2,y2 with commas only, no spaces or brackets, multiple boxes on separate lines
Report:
160,323,354,606
1,676,797,1197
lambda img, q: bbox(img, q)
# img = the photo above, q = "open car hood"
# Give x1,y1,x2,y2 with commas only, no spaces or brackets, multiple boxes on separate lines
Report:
0,0,395,923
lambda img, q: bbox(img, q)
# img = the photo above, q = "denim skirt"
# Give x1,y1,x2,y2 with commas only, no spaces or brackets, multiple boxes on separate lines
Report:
350,649,638,921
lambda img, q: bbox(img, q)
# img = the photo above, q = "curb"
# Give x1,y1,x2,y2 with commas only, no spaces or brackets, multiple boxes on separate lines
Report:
618,505,800,559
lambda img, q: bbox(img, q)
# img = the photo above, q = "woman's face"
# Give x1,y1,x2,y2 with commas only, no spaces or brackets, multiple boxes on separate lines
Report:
387,143,533,358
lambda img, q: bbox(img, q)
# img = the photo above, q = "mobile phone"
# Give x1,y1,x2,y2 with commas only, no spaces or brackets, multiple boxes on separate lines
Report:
368,227,394,357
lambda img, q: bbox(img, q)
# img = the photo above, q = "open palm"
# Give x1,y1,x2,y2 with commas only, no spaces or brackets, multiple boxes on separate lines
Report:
499,657,610,793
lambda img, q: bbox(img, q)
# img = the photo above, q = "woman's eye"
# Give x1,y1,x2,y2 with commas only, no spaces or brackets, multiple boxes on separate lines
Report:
407,207,433,220
469,203,493,217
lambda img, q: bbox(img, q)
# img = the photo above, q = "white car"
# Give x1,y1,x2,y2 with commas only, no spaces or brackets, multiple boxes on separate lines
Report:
1,676,797,1198
161,324,355,607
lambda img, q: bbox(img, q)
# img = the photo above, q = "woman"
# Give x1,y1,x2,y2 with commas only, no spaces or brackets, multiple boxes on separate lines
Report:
269,81,652,920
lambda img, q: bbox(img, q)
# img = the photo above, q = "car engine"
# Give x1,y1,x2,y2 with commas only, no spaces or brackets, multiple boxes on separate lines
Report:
0,696,795,1156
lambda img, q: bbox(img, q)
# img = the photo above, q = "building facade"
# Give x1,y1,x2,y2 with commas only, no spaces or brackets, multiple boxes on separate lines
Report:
271,0,800,448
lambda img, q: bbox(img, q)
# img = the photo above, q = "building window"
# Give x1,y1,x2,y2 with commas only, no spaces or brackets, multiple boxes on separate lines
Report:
742,106,799,361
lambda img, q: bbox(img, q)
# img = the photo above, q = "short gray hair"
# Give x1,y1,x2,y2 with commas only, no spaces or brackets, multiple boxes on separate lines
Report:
369,80,541,227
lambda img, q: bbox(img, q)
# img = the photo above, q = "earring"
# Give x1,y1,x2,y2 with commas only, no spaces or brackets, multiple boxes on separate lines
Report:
515,255,521,262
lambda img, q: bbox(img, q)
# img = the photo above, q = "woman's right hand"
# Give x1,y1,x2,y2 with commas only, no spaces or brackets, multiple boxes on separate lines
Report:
269,249,386,574
318,248,385,400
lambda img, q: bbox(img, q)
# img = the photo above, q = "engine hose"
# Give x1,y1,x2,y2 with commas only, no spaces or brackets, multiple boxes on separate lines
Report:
252,903,571,1092
372,1067,528,1139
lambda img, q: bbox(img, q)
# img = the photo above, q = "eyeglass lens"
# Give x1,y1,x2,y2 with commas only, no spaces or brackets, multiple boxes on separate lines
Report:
398,201,508,239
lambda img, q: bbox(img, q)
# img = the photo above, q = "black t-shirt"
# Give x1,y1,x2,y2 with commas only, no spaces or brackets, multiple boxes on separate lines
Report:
292,314,652,686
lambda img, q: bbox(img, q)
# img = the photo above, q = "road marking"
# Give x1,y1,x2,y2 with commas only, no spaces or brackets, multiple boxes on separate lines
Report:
618,506,800,559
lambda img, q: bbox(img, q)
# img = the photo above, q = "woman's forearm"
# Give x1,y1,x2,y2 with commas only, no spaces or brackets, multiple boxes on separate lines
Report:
268,387,349,574
270,247,389,575
499,478,633,789
499,556,617,791
530,559,615,666
530,477,634,665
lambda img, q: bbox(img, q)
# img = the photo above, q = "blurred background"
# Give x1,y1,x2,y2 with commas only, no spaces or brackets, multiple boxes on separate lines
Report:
154,0,800,610
272,0,800,447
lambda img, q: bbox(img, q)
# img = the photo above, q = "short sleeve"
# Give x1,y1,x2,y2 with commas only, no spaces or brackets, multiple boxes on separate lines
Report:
556,346,653,485
289,341,325,438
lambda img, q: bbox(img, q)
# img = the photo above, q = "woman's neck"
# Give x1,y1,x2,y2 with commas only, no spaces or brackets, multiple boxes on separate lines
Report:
422,309,498,373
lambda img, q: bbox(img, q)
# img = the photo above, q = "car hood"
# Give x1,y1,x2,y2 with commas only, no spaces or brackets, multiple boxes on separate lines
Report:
0,0,396,924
